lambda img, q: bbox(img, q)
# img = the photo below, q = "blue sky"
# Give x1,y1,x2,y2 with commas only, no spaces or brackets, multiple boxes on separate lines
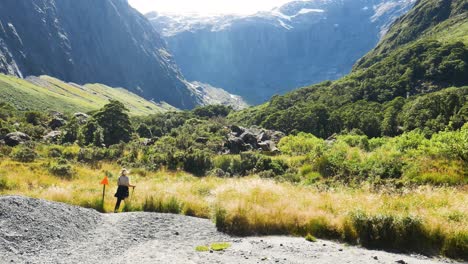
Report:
128,0,295,15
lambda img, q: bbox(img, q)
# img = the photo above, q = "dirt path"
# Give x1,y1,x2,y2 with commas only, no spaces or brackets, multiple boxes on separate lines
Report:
0,196,462,264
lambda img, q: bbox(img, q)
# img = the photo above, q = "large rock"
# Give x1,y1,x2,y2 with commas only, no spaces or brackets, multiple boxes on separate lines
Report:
4,132,31,146
43,131,62,143
48,117,67,130
225,137,247,154
258,140,279,152
240,131,259,148
230,125,245,137
74,113,89,125
224,126,285,154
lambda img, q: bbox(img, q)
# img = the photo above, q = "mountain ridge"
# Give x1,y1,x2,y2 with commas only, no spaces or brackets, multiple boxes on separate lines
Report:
148,0,416,104
228,0,468,137
0,0,200,109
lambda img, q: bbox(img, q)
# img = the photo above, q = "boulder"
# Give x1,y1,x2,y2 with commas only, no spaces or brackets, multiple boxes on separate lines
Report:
48,117,67,129
256,132,270,142
269,131,285,144
43,131,62,142
4,132,31,146
225,136,247,154
50,111,65,118
74,112,89,119
230,125,245,137
258,140,276,152
74,112,90,125
240,131,258,148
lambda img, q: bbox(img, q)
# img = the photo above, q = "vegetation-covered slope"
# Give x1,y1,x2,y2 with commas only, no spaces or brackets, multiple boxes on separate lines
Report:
0,74,174,115
229,0,468,138
0,0,200,109
356,0,468,68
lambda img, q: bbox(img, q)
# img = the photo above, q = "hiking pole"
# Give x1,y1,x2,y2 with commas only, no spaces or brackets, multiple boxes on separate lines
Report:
131,186,135,201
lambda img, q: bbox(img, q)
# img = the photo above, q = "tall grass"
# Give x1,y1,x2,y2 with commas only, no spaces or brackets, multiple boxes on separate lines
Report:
0,158,466,259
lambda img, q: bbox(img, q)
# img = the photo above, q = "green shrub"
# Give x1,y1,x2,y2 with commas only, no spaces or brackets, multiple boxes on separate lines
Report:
337,134,370,151
143,196,182,214
0,175,12,190
10,146,38,162
47,147,63,158
348,212,434,253
279,133,326,156
240,152,260,174
257,170,276,178
442,232,468,259
48,159,75,179
183,150,213,176
0,145,12,157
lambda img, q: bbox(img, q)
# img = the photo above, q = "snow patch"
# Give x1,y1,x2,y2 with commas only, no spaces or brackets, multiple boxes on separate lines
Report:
297,8,325,15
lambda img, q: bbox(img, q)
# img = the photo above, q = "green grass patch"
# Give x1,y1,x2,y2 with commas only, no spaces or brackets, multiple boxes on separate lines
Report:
305,233,317,242
210,242,231,251
195,245,210,252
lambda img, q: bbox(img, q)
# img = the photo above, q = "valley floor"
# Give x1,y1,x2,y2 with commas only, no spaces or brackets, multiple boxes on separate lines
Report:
0,196,461,264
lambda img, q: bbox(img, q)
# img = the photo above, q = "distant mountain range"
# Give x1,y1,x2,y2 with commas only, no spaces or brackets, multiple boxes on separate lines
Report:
229,0,468,137
148,0,416,104
0,0,246,109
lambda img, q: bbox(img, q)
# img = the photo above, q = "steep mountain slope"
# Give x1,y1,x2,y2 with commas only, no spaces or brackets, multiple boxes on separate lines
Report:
0,74,175,115
148,0,415,104
229,0,468,137
0,0,200,109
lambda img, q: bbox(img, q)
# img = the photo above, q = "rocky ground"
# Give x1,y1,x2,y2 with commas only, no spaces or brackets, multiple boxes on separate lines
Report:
0,196,462,264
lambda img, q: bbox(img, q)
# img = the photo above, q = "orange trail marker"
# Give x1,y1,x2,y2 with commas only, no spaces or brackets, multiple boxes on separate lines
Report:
100,176,109,209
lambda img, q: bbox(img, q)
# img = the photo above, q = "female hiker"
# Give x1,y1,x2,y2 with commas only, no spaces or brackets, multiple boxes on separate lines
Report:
114,168,136,213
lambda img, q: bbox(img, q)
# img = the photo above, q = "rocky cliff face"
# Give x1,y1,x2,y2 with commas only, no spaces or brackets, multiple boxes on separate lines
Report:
0,0,200,109
148,0,415,104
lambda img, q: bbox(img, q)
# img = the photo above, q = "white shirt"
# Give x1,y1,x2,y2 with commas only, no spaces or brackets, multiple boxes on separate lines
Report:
118,175,131,186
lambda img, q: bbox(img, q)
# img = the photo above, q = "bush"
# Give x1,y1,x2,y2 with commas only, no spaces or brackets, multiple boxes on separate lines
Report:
47,147,63,158
347,212,433,253
0,145,12,157
213,155,243,176
10,146,38,162
443,232,468,259
337,134,370,151
0,175,12,190
143,196,182,214
48,159,75,179
278,133,326,156
183,150,213,176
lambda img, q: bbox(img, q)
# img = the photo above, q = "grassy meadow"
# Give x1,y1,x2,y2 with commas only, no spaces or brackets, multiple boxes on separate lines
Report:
0,148,466,259
0,74,174,115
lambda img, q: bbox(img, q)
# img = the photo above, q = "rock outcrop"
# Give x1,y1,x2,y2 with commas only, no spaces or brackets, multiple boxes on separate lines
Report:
4,132,31,146
225,126,285,154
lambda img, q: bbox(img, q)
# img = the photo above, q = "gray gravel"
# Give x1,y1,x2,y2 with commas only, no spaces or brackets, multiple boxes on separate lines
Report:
0,196,463,264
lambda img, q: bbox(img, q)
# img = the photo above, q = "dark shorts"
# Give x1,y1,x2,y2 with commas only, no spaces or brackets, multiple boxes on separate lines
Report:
114,186,129,199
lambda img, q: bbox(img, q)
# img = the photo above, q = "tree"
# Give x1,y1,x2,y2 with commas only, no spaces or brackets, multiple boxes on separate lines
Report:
94,100,133,146
79,119,104,147
136,123,152,138
60,117,80,144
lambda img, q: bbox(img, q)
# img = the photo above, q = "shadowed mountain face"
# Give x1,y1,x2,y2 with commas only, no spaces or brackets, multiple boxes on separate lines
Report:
0,0,200,109
148,0,415,104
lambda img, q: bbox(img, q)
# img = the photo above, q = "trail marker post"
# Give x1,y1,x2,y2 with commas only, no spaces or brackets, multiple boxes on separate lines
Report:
100,176,109,207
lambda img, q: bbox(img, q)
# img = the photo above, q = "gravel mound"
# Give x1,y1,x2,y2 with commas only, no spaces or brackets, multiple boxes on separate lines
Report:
0,196,461,264
0,196,101,258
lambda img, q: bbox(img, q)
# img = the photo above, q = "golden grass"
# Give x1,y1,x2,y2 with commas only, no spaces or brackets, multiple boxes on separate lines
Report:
0,158,466,258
